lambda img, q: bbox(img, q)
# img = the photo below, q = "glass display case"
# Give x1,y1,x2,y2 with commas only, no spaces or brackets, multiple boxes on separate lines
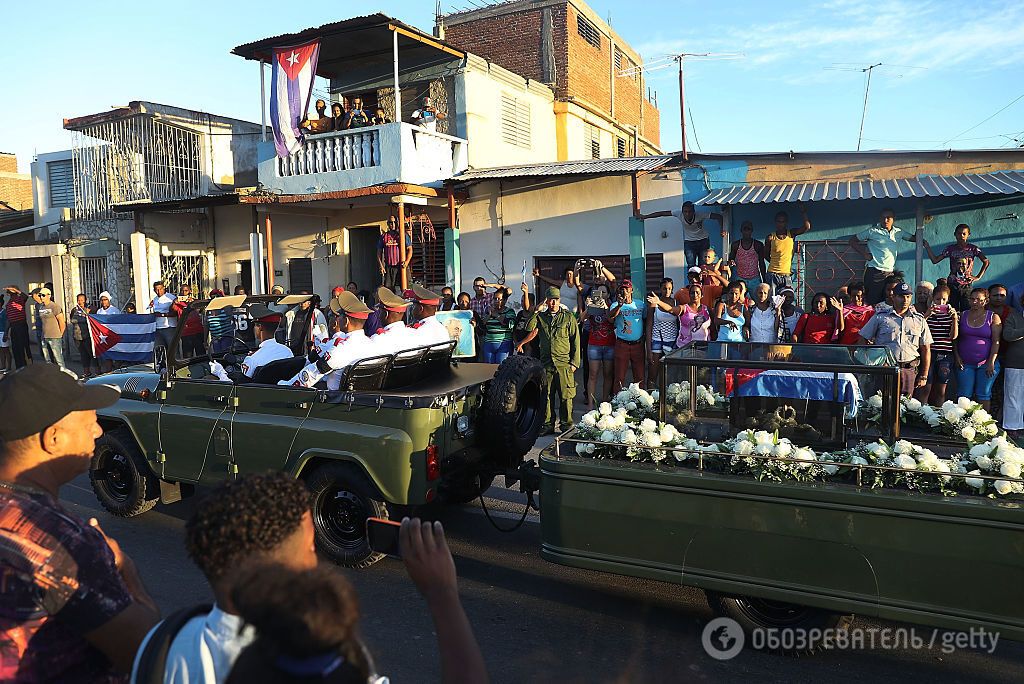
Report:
659,342,900,449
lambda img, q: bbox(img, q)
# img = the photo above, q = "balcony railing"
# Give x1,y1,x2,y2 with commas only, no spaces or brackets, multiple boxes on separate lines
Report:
277,128,381,177
259,122,469,195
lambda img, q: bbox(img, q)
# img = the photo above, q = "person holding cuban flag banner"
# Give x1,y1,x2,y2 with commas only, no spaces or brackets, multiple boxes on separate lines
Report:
270,40,321,158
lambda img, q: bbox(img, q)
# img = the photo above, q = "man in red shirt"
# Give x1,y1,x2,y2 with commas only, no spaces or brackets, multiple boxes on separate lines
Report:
377,217,411,290
3,285,31,368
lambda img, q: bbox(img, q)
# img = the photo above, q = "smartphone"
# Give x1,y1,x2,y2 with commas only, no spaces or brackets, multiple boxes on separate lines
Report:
366,517,402,557
936,304,950,313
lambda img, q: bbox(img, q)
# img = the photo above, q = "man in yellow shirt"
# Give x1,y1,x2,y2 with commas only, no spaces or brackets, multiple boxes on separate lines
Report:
765,202,812,295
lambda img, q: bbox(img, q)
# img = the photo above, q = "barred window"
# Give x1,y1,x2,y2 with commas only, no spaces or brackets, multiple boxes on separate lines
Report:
584,123,601,159
617,137,627,158
500,94,531,149
613,49,623,70
47,160,74,208
577,15,601,50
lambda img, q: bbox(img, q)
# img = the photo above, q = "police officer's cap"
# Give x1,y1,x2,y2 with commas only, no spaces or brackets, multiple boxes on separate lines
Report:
247,303,281,325
410,284,441,305
377,286,411,311
330,291,372,319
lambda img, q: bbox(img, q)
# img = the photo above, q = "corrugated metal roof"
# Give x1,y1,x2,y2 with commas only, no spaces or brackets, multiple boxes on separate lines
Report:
696,170,1024,205
453,156,673,181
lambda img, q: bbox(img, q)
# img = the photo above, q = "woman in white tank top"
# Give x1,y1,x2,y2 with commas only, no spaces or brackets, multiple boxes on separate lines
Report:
745,282,781,343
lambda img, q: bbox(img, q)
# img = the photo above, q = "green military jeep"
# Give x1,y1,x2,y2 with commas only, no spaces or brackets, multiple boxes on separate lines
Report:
86,294,544,567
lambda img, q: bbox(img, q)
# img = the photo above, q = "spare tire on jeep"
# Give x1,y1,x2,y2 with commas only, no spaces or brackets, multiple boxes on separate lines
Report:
481,354,545,468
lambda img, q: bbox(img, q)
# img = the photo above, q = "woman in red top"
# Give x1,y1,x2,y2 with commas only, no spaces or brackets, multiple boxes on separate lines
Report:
581,284,615,408
839,282,873,345
794,293,844,344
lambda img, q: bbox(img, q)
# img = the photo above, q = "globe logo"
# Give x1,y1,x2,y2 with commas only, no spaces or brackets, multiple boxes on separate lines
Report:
701,617,745,660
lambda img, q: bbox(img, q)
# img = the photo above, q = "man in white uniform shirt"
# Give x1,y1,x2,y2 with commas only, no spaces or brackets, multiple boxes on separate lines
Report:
210,304,291,383
147,281,178,350
369,286,417,354
281,292,373,390
408,284,452,346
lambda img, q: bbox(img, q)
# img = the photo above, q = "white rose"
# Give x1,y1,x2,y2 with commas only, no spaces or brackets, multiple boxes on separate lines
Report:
646,434,663,448
943,409,960,424
905,398,922,411
972,409,992,424
599,402,612,416
960,426,977,442
753,430,774,445
755,442,774,456
667,383,682,395
624,401,637,411
650,390,660,402
615,390,630,403
866,442,889,458
822,463,839,476
793,447,815,462
599,430,617,443
639,394,655,409
895,454,917,470
985,423,999,436
868,394,883,408
622,430,638,446
1000,462,1022,479
969,443,992,458
965,470,985,489
733,441,753,456
660,426,677,443
576,442,591,455
640,418,658,433
772,442,793,458
916,449,939,465
974,455,993,471
994,480,1014,496
957,396,974,410
934,460,952,482
850,455,869,466
894,440,914,455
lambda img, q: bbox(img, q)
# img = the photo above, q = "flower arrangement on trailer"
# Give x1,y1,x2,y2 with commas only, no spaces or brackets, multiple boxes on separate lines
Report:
570,387,1024,499
853,394,999,445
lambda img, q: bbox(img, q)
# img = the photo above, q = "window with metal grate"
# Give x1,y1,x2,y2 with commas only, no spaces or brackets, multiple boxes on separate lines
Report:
584,123,601,159
48,160,74,208
500,94,531,149
576,15,601,50
288,258,314,295
617,137,627,158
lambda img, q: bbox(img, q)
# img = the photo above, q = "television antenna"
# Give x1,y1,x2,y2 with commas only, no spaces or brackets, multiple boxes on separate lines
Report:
621,52,743,161
825,62,926,150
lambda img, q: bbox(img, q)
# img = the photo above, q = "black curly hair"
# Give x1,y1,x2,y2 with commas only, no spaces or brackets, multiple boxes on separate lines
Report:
185,472,312,582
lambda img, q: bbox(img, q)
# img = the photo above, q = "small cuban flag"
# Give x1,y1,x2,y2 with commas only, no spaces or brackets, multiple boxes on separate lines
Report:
270,40,321,158
89,314,157,362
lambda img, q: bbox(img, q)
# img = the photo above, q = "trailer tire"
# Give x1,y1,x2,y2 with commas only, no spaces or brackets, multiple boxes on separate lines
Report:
482,355,545,466
306,463,387,569
704,591,855,656
90,428,159,517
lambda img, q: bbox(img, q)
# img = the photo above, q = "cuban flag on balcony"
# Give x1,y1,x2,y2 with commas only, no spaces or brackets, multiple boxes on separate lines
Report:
89,314,157,362
270,40,321,158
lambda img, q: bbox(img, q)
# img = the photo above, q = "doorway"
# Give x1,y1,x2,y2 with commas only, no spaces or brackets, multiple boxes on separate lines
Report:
348,226,383,294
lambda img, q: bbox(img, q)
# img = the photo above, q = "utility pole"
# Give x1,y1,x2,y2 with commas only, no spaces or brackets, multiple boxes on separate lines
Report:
856,63,883,152
677,56,687,161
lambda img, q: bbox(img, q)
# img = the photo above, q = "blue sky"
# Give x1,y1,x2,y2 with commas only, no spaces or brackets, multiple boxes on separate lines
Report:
3,0,1023,172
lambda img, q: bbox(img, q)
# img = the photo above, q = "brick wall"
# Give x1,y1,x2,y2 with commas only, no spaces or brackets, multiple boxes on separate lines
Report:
445,1,660,150
0,154,32,210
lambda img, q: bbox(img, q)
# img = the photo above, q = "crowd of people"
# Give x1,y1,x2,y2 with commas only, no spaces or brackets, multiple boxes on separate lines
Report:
300,94,446,136
0,363,487,683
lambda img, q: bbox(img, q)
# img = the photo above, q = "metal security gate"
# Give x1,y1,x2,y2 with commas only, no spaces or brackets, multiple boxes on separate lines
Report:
79,257,107,304
160,254,207,297
796,240,867,306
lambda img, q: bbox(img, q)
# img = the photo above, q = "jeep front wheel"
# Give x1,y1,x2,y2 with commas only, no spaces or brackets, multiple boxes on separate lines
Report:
90,428,159,517
306,463,388,568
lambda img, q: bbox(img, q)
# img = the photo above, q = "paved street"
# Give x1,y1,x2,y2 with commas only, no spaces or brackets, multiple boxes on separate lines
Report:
59,433,1024,683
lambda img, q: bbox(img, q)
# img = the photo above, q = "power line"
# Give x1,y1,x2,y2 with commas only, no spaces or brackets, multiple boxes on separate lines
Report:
687,107,702,152
941,92,1024,146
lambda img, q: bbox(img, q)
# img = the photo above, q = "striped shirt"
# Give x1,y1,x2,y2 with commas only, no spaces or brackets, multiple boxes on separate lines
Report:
378,229,409,267
926,308,956,353
4,292,27,324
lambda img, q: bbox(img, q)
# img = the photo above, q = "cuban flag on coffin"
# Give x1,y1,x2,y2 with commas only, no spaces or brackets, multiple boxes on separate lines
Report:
88,314,157,362
724,368,863,417
270,40,321,158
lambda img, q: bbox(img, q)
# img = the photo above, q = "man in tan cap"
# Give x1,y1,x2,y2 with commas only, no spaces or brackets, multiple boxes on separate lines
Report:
408,284,451,346
370,286,416,354
282,292,373,390
0,365,159,679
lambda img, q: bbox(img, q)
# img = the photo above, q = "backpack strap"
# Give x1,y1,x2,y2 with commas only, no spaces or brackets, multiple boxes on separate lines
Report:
134,603,214,684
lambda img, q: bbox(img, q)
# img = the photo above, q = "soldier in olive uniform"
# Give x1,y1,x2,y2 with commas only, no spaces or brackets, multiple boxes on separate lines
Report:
516,286,580,434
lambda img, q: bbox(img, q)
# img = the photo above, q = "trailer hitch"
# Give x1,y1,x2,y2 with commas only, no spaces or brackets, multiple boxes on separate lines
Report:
478,461,542,533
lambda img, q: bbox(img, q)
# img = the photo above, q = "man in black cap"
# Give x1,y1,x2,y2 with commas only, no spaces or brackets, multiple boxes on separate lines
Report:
517,286,580,434
211,304,291,382
858,281,933,395
409,284,451,346
370,286,416,354
282,292,374,390
0,365,159,679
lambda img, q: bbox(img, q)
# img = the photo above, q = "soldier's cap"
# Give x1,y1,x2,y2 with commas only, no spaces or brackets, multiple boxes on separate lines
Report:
544,286,560,299
246,303,281,325
377,286,411,312
892,282,912,296
0,365,120,441
329,291,372,319
410,283,441,305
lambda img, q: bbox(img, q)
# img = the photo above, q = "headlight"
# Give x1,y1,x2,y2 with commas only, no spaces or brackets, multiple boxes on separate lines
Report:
456,415,471,435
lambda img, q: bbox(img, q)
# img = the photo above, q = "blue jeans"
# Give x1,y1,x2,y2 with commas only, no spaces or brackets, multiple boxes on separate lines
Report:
956,360,1000,401
42,338,65,368
481,339,512,364
684,238,711,269
765,272,793,296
